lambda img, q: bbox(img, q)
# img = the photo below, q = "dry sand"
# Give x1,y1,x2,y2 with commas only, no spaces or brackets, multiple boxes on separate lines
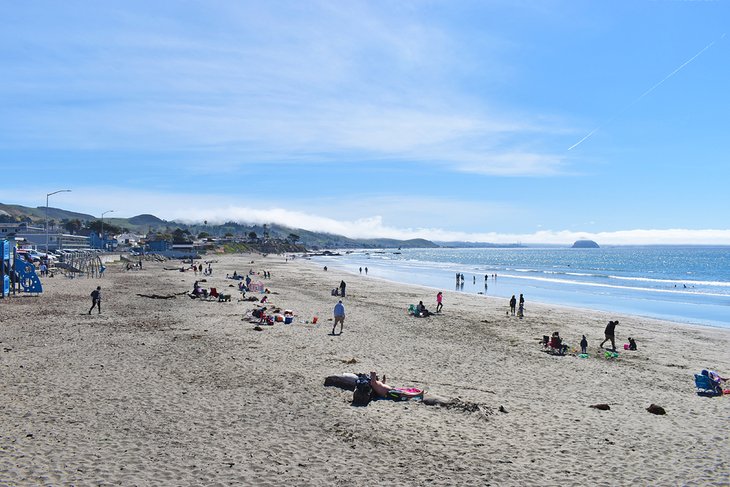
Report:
1,253,728,486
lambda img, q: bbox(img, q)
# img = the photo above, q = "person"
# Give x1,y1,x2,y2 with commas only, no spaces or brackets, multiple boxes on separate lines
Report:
359,267,362,274
580,335,588,354
323,266,328,271
509,295,516,316
600,320,618,352
519,294,525,308
628,337,637,351
364,267,368,275
99,265,106,277
436,292,443,313
517,302,524,318
88,286,102,314
332,300,345,335
368,371,393,398
339,280,346,298
368,371,423,400
416,301,431,317
548,332,567,355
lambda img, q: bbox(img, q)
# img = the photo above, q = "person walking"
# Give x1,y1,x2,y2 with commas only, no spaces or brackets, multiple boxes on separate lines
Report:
509,295,517,316
600,320,618,352
436,292,443,313
339,280,346,298
88,286,102,315
332,300,345,335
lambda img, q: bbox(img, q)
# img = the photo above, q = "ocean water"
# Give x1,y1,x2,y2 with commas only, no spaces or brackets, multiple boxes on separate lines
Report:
311,246,730,329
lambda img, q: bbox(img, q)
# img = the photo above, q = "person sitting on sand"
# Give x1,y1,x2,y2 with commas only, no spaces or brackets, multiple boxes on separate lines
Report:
628,337,637,351
416,301,431,317
704,370,728,384
192,281,206,298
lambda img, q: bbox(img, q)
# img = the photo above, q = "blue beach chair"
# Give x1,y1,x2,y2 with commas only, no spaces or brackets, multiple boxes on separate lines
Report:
694,372,723,397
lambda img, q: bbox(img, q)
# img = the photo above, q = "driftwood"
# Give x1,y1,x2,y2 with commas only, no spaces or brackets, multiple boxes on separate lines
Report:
324,374,492,417
137,292,187,299
590,403,611,411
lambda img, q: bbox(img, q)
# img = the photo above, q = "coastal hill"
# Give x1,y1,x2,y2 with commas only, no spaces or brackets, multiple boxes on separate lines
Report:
0,202,437,249
572,239,600,248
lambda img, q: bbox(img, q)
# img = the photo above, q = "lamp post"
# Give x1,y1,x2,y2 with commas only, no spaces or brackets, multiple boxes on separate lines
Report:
46,189,71,254
101,210,114,251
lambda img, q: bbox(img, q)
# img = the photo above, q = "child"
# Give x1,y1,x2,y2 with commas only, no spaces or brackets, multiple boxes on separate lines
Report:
580,335,588,354
628,337,637,351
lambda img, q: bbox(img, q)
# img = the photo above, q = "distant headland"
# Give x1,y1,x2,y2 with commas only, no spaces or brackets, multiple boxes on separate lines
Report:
572,239,600,248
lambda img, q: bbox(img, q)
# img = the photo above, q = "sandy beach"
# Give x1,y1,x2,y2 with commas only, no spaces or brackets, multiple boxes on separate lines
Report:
1,252,728,486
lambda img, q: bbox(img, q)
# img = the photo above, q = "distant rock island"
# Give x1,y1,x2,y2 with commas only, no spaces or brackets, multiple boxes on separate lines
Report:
572,239,600,248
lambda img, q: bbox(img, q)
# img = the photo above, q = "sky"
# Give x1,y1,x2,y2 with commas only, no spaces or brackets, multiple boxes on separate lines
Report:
1,0,729,245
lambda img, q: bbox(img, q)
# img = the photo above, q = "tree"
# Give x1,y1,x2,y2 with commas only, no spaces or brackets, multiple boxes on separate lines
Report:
224,232,234,238
248,231,257,241
172,228,190,243
198,232,210,239
287,233,300,244
64,218,82,234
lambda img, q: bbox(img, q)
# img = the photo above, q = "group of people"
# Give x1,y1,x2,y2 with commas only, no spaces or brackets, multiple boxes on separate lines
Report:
509,294,525,318
543,320,638,356
331,280,346,297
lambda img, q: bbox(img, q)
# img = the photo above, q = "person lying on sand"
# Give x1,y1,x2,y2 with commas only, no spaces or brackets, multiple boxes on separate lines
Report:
369,371,393,398
369,372,424,400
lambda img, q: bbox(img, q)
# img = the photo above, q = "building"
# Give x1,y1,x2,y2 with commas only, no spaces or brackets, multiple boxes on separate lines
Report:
15,231,90,251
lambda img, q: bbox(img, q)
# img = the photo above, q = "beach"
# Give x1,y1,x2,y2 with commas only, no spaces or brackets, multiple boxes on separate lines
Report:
1,253,728,486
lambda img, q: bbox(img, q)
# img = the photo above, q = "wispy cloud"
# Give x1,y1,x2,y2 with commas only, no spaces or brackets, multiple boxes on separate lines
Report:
0,2,569,176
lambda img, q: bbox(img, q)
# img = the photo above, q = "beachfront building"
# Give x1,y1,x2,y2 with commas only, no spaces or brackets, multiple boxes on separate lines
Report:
0,223,39,238
15,230,90,251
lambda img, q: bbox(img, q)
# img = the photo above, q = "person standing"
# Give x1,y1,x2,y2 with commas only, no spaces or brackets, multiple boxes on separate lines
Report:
519,294,525,308
359,267,362,275
339,280,346,297
89,286,102,314
364,267,368,275
509,295,517,316
600,320,618,352
436,292,443,313
332,300,345,335
580,335,588,354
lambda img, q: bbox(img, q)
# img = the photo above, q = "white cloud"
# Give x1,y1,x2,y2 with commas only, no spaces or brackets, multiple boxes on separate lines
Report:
7,186,728,245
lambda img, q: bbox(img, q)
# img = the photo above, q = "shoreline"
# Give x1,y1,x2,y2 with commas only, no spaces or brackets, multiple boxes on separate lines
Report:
1,252,728,485
308,252,730,330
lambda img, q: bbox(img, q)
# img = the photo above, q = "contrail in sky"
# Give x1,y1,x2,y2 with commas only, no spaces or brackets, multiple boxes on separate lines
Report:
568,33,726,151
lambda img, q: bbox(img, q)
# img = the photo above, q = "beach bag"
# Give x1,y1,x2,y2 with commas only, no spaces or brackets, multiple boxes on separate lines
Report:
352,374,372,406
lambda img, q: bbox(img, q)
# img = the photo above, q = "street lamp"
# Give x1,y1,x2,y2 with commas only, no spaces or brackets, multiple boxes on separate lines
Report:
101,210,114,251
46,189,71,254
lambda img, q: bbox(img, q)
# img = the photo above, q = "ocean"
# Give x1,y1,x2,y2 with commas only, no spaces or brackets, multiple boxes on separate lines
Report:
310,246,730,329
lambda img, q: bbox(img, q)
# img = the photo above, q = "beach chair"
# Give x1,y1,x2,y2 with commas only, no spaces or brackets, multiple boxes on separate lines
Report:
694,373,723,397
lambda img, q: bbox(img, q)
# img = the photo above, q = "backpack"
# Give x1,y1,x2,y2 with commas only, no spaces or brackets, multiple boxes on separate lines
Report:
352,374,372,406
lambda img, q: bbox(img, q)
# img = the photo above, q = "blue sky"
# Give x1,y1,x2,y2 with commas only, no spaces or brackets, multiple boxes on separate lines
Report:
2,1,729,244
